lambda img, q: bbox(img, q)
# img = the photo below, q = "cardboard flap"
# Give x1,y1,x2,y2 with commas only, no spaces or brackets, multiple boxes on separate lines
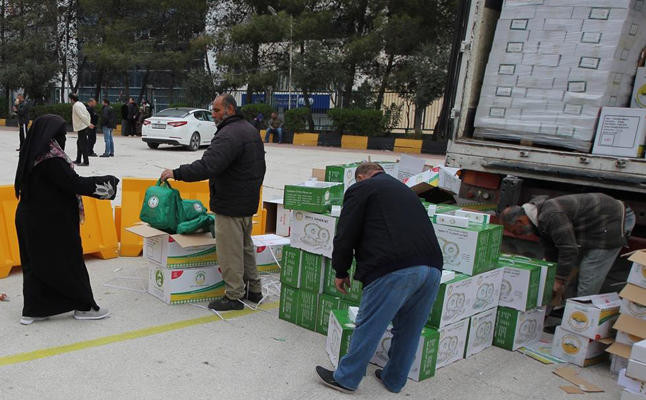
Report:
621,284,646,306
126,223,168,238
435,214,470,228
629,250,646,266
311,168,326,181
263,197,284,205
590,293,621,309
553,367,604,392
598,337,614,345
614,314,646,339
170,232,216,248
606,342,631,358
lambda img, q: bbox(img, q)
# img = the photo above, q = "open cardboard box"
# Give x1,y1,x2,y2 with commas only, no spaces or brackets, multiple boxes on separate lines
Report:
628,251,646,289
621,284,646,321
263,198,291,237
561,293,621,340
126,223,217,268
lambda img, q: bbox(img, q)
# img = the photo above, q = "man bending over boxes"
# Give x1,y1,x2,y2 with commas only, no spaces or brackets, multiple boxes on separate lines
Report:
315,162,444,394
501,193,635,301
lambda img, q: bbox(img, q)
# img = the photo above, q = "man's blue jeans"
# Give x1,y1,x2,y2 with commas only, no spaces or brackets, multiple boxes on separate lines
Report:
102,126,114,156
334,265,441,393
265,127,283,143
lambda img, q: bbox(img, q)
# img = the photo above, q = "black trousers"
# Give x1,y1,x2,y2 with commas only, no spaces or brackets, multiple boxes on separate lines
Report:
18,121,28,149
75,128,89,164
88,128,97,154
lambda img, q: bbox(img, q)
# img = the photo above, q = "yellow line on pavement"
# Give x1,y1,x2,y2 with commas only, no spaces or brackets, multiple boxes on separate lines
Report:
0,301,279,367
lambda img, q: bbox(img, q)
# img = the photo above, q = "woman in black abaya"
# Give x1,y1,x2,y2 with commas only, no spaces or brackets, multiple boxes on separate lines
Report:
15,114,119,325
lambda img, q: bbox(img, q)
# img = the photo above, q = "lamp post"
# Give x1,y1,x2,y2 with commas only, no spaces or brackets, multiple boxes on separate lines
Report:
268,6,293,110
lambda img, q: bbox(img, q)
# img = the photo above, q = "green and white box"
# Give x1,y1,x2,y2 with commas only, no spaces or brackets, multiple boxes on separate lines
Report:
299,251,325,293
290,211,337,258
471,268,503,314
551,326,608,367
498,264,541,312
148,264,224,305
465,308,497,358
297,289,319,331
428,274,475,328
493,307,545,351
280,246,302,287
499,255,556,307
283,181,343,213
436,318,469,369
279,284,299,324
325,162,361,192
323,259,363,304
326,310,356,368
316,294,343,335
252,234,290,273
370,327,440,381
432,219,500,276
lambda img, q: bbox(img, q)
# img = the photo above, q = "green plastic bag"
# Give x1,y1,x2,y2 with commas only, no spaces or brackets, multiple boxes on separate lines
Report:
176,214,215,236
181,199,207,221
139,179,183,233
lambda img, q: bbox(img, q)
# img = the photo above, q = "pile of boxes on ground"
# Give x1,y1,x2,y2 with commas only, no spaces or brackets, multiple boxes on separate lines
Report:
474,0,646,157
273,161,557,382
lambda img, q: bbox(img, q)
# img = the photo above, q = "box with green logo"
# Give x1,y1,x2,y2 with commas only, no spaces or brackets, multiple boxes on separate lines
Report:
370,326,440,381
296,289,319,331
493,306,545,351
428,273,475,328
465,308,497,358
422,202,461,217
431,218,500,276
498,263,541,311
148,264,224,305
499,255,556,307
323,258,362,304
279,284,299,324
280,246,302,287
300,251,325,293
325,162,361,192
290,210,338,258
326,309,356,368
283,181,343,213
316,294,343,335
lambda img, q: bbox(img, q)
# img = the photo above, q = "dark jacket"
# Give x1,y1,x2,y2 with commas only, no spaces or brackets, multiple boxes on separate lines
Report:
102,105,116,129
127,103,137,120
332,172,443,286
121,104,128,120
533,193,628,279
173,115,266,217
16,101,30,124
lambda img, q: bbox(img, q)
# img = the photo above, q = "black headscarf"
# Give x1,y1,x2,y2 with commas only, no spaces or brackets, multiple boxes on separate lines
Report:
14,114,68,199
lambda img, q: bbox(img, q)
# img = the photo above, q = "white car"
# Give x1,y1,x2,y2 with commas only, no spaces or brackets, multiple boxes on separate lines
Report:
142,108,217,151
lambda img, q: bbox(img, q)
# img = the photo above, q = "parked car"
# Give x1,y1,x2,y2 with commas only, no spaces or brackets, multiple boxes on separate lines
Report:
141,108,216,151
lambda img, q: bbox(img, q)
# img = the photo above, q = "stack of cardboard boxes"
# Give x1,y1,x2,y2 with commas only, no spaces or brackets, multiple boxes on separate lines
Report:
474,0,646,152
126,224,223,305
619,339,646,399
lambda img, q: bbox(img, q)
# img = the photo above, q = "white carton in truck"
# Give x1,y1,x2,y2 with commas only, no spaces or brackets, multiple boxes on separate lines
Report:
592,107,646,158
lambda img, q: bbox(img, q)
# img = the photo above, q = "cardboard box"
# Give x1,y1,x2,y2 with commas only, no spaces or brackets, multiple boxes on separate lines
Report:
279,284,299,324
299,251,325,293
428,274,475,328
618,368,646,395
613,355,629,375
493,306,545,351
628,359,646,382
498,264,541,312
471,268,503,314
283,181,343,213
621,284,646,320
436,318,469,369
297,289,319,331
432,219,501,276
629,251,646,289
289,210,337,258
280,246,301,287
615,314,646,346
632,67,646,109
263,198,292,237
632,339,646,364
252,234,290,273
127,224,217,268
325,162,360,193
561,293,620,340
498,255,557,307
592,107,646,158
322,259,362,304
465,308,497,358
326,310,355,368
147,264,224,305
370,327,440,381
551,326,609,367
316,294,343,335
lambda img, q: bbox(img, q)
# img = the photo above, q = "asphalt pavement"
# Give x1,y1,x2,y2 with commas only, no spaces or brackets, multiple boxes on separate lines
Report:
0,127,622,400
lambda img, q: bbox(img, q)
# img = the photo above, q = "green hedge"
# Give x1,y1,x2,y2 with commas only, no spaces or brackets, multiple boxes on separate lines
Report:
32,103,73,124
327,108,387,136
284,107,310,132
0,97,8,118
239,103,274,122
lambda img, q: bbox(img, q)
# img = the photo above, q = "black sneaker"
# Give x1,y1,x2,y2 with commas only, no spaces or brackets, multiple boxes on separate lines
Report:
99,154,110,158
73,160,82,165
375,369,382,382
245,291,264,303
208,297,243,311
315,366,354,394
89,153,98,157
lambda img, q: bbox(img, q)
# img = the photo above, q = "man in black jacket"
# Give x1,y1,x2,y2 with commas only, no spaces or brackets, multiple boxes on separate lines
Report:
85,98,98,156
316,162,443,394
126,98,138,136
160,94,266,311
13,94,30,151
